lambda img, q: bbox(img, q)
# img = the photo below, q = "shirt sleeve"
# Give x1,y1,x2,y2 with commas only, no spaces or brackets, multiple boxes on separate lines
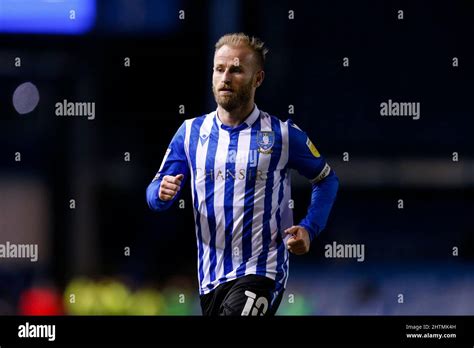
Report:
146,121,189,212
287,119,339,241
287,119,331,183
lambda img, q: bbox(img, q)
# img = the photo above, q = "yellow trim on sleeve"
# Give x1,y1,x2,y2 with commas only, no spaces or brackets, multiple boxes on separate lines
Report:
306,138,320,158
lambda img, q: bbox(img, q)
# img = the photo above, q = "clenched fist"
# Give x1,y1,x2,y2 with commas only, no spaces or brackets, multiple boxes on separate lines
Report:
159,174,184,201
285,226,311,255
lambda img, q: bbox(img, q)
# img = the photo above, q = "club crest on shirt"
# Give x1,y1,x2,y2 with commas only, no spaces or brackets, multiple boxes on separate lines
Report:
257,131,274,154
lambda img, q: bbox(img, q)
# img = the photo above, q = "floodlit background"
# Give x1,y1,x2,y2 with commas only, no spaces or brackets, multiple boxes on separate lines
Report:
0,0,473,315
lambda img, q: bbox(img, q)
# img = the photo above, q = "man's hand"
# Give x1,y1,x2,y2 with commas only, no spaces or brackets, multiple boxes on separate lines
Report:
285,225,311,255
159,174,184,201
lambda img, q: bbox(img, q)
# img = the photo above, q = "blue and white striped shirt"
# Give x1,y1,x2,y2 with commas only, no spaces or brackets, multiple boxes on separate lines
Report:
147,105,338,302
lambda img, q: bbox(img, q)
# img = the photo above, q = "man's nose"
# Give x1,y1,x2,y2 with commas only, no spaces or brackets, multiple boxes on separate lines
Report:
221,69,232,84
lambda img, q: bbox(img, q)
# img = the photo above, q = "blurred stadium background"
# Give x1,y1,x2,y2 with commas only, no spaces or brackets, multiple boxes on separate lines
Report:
0,0,473,315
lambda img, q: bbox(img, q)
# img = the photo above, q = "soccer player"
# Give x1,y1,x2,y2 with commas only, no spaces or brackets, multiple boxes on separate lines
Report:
146,33,339,316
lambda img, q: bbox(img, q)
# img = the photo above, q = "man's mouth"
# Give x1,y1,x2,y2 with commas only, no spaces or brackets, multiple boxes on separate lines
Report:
219,88,233,93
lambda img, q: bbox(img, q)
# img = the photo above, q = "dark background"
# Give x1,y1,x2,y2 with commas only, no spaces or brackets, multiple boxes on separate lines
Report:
0,0,472,315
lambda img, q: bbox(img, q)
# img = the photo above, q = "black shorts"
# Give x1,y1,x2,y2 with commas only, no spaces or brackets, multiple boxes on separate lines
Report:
200,275,284,316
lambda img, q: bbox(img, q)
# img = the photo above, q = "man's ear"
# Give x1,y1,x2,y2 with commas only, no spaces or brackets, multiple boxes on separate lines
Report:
254,70,265,88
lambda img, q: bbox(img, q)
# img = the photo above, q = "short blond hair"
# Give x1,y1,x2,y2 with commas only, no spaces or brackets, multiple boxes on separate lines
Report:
215,33,268,69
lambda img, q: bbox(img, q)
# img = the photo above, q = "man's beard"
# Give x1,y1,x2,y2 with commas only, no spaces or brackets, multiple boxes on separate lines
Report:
212,80,253,112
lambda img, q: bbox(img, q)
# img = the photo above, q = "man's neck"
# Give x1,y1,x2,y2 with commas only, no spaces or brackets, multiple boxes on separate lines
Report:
217,102,255,128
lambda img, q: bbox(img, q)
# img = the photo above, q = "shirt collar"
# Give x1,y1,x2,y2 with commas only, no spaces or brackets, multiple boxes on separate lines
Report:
215,104,260,131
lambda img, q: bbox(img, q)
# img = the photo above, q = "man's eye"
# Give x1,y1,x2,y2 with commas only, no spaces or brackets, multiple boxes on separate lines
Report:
215,67,223,72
